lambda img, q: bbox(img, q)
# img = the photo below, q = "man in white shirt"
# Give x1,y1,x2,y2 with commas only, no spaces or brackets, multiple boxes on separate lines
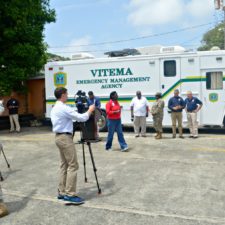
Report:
51,87,95,205
130,91,149,137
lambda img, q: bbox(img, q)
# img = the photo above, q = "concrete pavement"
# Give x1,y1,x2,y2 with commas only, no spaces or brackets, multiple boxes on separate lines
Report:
0,127,225,224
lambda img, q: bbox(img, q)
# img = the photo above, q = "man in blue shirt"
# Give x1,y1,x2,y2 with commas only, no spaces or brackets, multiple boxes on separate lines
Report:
185,91,203,138
87,91,101,108
168,89,186,138
87,91,101,138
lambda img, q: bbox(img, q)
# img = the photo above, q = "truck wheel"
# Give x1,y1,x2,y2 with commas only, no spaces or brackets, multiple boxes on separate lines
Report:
98,110,107,132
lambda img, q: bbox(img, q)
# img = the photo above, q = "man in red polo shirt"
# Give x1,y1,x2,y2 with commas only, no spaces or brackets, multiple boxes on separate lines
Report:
105,91,128,152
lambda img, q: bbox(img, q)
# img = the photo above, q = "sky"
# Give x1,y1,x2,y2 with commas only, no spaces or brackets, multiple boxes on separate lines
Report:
44,0,224,58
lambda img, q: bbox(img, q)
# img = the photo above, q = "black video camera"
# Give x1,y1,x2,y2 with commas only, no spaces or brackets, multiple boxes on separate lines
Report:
74,90,98,141
74,90,88,113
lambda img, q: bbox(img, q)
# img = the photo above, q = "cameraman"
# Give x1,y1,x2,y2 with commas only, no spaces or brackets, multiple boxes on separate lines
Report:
87,91,101,138
51,87,95,205
87,91,101,108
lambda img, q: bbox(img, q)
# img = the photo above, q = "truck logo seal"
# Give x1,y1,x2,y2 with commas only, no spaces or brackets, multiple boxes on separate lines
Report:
54,72,67,87
209,93,218,103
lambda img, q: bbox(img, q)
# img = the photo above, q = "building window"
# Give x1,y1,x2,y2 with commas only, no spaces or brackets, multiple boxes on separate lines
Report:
164,60,176,77
206,72,223,90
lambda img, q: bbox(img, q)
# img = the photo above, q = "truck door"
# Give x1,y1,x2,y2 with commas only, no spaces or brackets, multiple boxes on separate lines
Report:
160,58,181,125
201,70,225,126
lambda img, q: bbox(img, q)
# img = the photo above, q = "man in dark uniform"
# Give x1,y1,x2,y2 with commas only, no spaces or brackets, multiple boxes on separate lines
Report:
6,92,20,133
168,89,186,138
185,91,203,138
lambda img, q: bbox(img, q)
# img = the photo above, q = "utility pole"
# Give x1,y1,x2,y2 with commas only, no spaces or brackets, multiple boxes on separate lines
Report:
214,0,225,49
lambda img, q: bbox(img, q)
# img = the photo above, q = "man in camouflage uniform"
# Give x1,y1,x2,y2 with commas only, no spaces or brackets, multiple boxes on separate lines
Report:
151,92,165,139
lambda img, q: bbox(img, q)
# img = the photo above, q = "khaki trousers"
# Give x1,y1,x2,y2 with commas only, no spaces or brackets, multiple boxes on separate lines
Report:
55,134,79,197
134,116,146,135
171,112,183,136
9,114,20,132
187,112,198,137
153,115,163,133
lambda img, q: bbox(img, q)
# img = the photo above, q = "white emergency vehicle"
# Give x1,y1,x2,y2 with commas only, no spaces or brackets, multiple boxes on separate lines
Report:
45,46,225,130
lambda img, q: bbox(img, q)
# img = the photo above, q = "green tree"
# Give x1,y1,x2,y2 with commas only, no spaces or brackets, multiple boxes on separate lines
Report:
47,53,71,61
198,23,224,51
0,0,55,95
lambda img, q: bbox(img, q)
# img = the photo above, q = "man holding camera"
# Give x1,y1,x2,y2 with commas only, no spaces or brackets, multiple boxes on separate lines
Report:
51,87,95,205
87,91,102,138
87,91,101,108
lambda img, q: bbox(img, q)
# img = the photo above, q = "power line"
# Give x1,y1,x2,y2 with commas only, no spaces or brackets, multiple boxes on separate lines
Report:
48,22,213,49
49,44,201,54
179,35,203,45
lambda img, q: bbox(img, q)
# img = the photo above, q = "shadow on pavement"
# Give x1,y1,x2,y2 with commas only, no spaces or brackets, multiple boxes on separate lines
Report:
6,189,37,214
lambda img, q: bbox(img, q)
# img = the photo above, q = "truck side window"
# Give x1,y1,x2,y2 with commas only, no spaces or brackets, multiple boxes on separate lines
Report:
164,60,176,77
206,72,223,90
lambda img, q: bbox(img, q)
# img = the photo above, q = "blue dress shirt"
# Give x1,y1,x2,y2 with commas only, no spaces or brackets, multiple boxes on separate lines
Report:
185,97,203,112
168,96,186,112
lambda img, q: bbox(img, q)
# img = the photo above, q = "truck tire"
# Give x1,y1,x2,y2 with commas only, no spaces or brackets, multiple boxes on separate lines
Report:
98,110,107,132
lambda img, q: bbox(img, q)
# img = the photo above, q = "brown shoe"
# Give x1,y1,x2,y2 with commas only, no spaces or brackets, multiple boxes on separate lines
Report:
0,202,9,218
155,132,162,139
154,132,159,137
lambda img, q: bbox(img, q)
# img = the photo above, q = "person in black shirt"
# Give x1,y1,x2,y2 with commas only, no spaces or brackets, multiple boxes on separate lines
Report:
6,93,21,133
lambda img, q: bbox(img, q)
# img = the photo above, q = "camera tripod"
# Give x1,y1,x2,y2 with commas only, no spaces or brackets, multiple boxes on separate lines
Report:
79,139,102,194
0,143,10,181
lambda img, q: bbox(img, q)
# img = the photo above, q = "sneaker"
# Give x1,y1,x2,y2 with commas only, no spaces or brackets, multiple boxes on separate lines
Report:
64,195,85,205
172,135,176,138
193,136,198,139
135,135,139,138
189,136,193,138
0,202,9,218
105,148,112,151
179,136,184,139
121,147,128,152
57,194,65,200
